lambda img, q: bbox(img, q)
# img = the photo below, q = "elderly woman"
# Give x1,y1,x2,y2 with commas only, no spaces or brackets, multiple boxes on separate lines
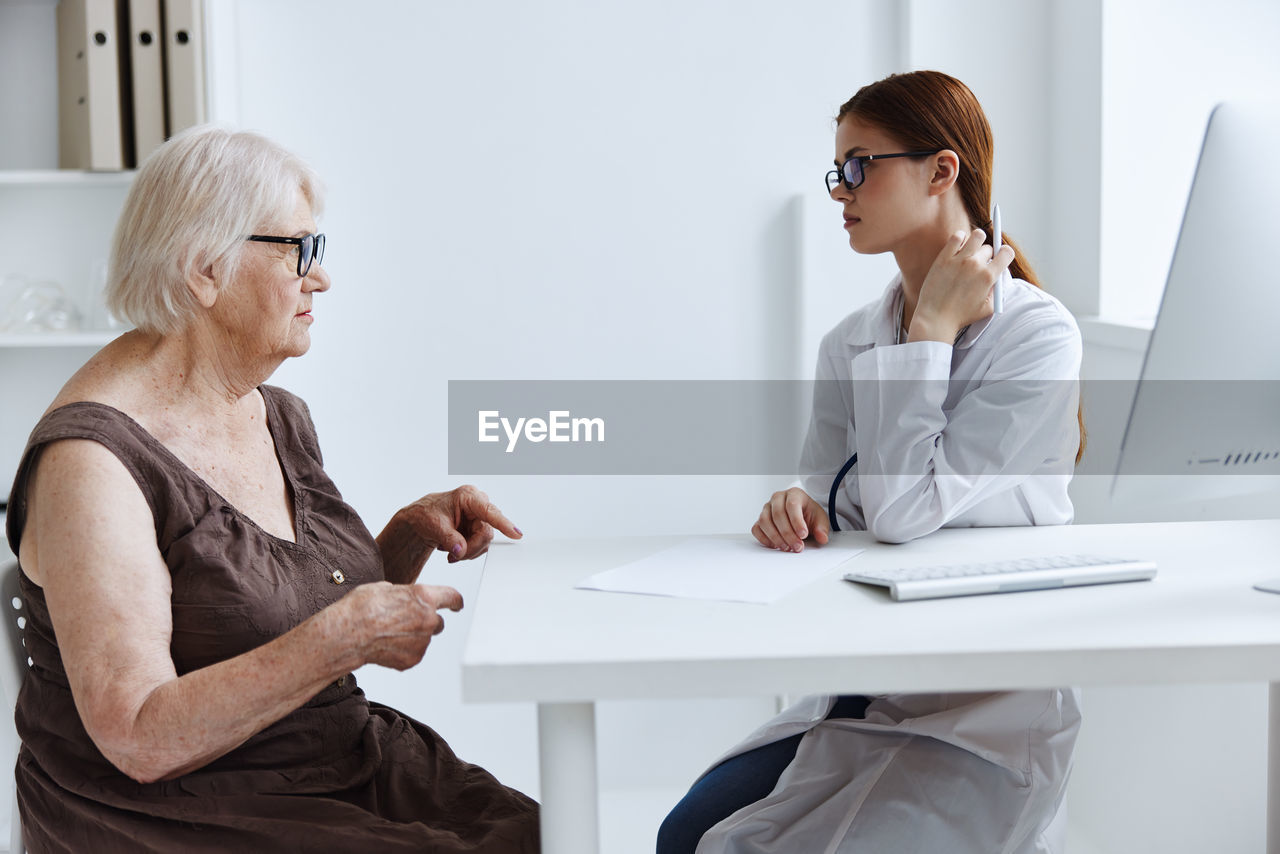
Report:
4,127,539,852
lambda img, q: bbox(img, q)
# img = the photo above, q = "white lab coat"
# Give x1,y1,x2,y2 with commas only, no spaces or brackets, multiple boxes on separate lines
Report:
695,275,1083,854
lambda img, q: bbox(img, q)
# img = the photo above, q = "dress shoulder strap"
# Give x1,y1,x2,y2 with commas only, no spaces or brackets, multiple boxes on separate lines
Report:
5,401,216,557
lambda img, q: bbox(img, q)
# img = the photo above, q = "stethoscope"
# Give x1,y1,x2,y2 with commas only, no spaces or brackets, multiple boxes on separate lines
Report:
827,452,858,533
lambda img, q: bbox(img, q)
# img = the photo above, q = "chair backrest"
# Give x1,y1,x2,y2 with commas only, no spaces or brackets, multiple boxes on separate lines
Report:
0,560,27,853
0,562,27,714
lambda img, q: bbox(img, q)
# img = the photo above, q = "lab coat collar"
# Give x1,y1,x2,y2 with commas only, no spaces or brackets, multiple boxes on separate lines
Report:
846,274,995,349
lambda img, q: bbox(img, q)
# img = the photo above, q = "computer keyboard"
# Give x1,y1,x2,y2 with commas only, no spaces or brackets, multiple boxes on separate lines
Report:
844,554,1157,602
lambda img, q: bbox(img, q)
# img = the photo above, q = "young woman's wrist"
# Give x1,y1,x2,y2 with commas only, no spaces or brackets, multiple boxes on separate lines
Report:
906,315,960,344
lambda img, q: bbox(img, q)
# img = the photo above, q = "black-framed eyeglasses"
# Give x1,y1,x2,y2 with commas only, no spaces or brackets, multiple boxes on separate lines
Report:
246,233,326,278
825,150,942,193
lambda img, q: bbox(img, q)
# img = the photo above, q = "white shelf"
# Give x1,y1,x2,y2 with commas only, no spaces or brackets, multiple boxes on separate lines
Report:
0,331,122,348
0,170,135,188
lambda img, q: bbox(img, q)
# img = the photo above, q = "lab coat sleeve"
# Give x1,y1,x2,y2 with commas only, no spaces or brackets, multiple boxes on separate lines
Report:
849,312,1081,544
797,334,858,512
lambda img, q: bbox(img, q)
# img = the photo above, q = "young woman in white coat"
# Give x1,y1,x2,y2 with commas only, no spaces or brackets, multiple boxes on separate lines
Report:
657,70,1085,854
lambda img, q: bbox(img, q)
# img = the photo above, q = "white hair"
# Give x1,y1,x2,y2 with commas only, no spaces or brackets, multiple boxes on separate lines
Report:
105,125,324,335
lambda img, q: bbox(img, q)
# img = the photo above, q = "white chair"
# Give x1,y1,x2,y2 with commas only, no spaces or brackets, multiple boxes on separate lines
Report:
0,560,27,854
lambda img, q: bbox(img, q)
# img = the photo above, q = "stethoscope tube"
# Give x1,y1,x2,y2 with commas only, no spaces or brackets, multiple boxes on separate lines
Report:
827,453,858,533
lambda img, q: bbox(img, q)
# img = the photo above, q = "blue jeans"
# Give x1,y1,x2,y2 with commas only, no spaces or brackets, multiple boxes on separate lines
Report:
656,695,872,854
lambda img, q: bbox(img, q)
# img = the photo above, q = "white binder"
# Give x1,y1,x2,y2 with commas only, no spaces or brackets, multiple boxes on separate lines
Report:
57,0,124,170
162,0,206,135
128,0,166,165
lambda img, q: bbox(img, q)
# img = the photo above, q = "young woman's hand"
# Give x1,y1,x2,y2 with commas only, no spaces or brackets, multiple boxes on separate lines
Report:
751,487,831,552
910,228,1014,344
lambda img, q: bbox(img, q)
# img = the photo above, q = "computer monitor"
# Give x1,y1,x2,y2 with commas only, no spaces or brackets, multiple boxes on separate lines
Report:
1110,101,1280,512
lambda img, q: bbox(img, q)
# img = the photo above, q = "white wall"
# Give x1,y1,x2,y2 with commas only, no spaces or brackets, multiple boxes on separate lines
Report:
1047,0,1104,317
1099,0,1280,322
906,0,1054,280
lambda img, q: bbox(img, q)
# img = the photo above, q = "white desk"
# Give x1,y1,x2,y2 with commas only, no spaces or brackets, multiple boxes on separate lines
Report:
460,519,1280,854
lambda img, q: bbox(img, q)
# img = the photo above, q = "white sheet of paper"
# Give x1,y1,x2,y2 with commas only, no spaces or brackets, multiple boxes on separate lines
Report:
575,538,864,604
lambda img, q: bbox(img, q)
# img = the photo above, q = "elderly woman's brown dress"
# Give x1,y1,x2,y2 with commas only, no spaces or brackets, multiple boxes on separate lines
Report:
5,385,539,853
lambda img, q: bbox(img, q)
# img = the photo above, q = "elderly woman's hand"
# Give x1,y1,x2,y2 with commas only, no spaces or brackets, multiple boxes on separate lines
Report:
334,581,463,671
404,484,522,563
376,485,522,584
